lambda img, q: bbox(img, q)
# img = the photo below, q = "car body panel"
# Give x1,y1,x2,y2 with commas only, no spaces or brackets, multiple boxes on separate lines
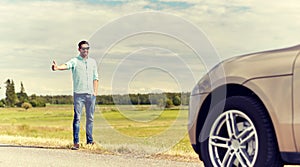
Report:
243,75,295,152
292,53,300,151
223,50,297,79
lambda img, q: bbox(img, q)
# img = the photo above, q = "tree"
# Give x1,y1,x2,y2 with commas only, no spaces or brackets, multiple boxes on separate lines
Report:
16,82,29,107
5,79,17,107
129,94,138,105
172,95,181,106
29,94,46,107
165,98,173,108
20,82,24,92
0,99,4,107
157,97,173,108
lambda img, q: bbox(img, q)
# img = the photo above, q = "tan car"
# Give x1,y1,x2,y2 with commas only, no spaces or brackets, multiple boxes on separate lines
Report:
188,45,300,166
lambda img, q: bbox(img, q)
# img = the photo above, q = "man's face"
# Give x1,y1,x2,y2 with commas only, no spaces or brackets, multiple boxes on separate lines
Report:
79,44,89,57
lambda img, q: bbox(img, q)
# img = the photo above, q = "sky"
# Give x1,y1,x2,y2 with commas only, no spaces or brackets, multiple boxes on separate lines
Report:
0,0,300,98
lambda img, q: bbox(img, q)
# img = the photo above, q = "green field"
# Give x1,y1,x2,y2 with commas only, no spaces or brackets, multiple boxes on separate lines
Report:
0,105,198,159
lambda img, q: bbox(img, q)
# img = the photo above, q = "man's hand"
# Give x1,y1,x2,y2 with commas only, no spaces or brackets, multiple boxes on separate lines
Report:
52,61,57,71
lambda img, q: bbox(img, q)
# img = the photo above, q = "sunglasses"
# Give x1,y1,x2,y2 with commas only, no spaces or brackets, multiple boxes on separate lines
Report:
81,47,90,50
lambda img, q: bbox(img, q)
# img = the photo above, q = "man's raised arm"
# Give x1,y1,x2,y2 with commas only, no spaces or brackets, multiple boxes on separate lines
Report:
52,60,68,71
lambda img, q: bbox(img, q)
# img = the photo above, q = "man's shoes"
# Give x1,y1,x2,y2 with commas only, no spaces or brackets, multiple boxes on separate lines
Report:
87,141,95,145
71,143,79,150
71,142,94,150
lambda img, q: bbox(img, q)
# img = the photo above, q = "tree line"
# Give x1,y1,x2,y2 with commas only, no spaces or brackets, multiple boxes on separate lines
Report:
0,79,46,108
0,79,190,108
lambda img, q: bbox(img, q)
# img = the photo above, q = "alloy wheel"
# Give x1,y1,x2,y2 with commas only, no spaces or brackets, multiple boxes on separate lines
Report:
208,110,258,167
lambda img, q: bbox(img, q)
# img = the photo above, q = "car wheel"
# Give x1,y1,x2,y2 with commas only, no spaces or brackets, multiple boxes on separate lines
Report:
200,96,283,167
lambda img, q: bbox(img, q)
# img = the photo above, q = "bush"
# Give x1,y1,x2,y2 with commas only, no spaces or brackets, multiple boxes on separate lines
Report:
22,102,32,110
0,101,4,107
29,100,37,107
29,100,46,107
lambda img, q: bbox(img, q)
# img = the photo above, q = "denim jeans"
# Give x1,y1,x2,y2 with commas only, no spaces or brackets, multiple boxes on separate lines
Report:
73,93,96,144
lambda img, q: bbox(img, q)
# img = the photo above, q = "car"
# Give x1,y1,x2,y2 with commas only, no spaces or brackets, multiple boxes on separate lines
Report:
188,44,300,166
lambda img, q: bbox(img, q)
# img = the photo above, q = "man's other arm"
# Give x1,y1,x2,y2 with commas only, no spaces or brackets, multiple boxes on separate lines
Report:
93,80,98,96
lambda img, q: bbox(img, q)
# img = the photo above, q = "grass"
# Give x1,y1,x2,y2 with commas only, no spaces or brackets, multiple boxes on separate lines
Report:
0,105,199,161
0,106,73,139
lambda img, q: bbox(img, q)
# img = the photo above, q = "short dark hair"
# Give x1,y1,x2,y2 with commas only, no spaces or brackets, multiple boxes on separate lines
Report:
78,40,89,49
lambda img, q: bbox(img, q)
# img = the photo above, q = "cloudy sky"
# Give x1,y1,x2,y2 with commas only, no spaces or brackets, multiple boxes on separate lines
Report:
0,0,300,98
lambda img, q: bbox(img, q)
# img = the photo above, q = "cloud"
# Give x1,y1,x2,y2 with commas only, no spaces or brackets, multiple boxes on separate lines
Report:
173,0,300,57
0,1,117,98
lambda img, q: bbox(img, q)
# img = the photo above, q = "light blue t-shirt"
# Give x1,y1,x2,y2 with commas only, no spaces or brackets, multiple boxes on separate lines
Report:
65,55,98,94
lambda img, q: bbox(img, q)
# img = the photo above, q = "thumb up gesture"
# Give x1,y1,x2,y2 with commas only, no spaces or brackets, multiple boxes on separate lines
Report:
52,61,57,71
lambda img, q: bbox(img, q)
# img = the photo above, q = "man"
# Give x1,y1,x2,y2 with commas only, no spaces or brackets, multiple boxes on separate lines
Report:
52,40,98,150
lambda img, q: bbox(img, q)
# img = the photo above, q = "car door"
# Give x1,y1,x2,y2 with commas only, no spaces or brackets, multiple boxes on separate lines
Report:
293,52,300,151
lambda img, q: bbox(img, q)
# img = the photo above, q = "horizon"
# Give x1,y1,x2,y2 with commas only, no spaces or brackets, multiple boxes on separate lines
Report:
1,80,191,98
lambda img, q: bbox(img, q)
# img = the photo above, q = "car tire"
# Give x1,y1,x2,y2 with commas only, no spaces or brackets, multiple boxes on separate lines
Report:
200,96,283,167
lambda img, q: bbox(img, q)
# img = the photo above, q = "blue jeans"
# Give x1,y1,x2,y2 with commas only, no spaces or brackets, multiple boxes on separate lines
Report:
73,93,96,144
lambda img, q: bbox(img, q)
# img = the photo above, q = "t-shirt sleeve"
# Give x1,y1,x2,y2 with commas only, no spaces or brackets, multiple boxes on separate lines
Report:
65,58,76,70
93,60,99,81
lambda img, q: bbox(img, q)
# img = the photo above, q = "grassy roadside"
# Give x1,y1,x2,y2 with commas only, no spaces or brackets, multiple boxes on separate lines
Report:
0,105,199,162
0,134,199,162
